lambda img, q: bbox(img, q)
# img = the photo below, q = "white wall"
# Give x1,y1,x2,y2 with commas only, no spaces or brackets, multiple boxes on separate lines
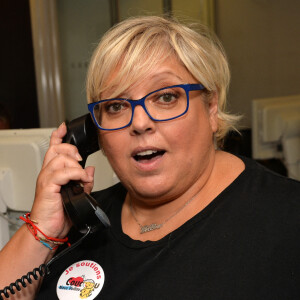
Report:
215,0,300,127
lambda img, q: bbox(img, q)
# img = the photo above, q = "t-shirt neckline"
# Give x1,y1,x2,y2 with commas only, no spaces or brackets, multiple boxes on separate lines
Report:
110,155,250,249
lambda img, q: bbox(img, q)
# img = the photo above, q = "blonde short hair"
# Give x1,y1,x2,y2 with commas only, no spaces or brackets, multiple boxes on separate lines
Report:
86,16,240,147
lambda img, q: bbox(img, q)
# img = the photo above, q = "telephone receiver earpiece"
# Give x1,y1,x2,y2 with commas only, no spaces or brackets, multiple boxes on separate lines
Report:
60,114,110,233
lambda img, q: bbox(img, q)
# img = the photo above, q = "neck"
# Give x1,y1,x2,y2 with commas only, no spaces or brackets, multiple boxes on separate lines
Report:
129,185,202,234
121,151,245,241
124,166,215,238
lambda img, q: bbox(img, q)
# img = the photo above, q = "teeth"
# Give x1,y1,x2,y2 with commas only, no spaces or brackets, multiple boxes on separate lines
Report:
137,150,157,156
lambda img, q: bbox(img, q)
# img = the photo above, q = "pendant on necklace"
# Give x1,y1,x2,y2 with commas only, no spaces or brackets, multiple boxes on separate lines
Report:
140,223,162,234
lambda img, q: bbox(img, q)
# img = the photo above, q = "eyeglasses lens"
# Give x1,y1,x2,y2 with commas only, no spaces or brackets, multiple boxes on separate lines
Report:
93,86,187,130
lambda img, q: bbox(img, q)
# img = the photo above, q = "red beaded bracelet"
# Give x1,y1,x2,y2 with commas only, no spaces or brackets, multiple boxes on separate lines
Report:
20,213,70,250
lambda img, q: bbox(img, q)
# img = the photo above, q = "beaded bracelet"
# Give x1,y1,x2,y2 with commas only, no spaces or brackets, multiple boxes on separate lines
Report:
20,213,70,250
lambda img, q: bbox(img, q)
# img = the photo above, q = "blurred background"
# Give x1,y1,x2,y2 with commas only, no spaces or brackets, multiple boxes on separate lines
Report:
0,0,300,170
1,0,299,127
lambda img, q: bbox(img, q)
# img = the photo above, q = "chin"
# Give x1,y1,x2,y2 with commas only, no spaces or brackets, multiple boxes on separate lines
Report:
128,177,174,201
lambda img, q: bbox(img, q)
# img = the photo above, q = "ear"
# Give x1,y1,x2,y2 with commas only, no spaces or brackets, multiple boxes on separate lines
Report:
208,92,218,133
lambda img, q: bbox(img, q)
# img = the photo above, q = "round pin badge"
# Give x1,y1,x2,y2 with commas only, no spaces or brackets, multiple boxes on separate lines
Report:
56,260,105,299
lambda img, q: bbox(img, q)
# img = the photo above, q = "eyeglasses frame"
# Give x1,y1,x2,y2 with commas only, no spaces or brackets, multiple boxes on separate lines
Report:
88,83,205,131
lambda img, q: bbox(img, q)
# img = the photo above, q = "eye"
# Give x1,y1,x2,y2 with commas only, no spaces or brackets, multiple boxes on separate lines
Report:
159,93,177,103
147,88,184,108
153,91,180,105
103,100,129,114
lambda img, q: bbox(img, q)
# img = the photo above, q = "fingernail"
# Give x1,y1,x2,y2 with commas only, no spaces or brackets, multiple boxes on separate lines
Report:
58,122,65,129
76,153,83,161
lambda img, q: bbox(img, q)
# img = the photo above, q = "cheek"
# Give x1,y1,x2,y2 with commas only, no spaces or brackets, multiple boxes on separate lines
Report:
99,132,126,167
165,110,214,160
100,130,124,151
184,105,215,142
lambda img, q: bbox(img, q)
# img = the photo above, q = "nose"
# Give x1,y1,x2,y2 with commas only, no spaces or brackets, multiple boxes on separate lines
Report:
130,105,155,135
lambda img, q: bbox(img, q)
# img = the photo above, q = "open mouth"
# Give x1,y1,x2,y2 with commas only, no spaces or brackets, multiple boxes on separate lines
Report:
133,149,165,162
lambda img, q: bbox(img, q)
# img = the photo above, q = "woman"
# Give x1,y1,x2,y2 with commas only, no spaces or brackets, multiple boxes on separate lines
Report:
0,16,299,300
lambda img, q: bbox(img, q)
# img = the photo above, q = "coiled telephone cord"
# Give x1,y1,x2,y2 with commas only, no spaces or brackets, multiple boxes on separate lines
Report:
0,264,47,299
0,226,91,299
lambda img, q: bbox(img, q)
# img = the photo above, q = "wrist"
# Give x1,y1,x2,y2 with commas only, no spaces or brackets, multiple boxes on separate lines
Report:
30,206,71,238
20,213,70,250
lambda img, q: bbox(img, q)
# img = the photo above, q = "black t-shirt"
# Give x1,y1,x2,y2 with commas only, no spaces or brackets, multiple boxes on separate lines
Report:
37,156,300,299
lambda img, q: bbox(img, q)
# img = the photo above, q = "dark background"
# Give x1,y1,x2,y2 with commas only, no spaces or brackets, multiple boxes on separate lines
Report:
0,0,39,129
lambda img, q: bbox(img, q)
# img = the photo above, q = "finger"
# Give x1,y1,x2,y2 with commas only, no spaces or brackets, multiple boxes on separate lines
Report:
38,154,84,189
42,153,83,174
83,166,95,194
39,167,94,194
85,166,95,178
56,167,94,186
43,143,82,168
49,122,67,147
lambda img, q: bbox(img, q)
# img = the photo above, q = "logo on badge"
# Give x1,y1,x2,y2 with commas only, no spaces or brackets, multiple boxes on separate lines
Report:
57,260,105,299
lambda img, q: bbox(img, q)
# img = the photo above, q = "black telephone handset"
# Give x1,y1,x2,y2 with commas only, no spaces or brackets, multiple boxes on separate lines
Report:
60,114,110,233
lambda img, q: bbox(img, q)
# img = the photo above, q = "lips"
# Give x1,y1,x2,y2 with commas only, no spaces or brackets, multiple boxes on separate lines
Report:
132,148,166,162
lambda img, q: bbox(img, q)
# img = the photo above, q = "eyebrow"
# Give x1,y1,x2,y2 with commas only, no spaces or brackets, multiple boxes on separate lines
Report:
148,71,184,82
103,70,186,99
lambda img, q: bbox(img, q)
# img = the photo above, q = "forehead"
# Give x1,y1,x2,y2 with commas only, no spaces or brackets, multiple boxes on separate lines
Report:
102,55,195,99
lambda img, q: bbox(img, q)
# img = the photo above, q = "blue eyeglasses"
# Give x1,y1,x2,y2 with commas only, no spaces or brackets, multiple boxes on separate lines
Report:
88,83,205,131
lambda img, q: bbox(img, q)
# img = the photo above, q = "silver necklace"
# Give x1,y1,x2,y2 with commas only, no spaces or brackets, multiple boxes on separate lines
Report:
129,191,199,234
